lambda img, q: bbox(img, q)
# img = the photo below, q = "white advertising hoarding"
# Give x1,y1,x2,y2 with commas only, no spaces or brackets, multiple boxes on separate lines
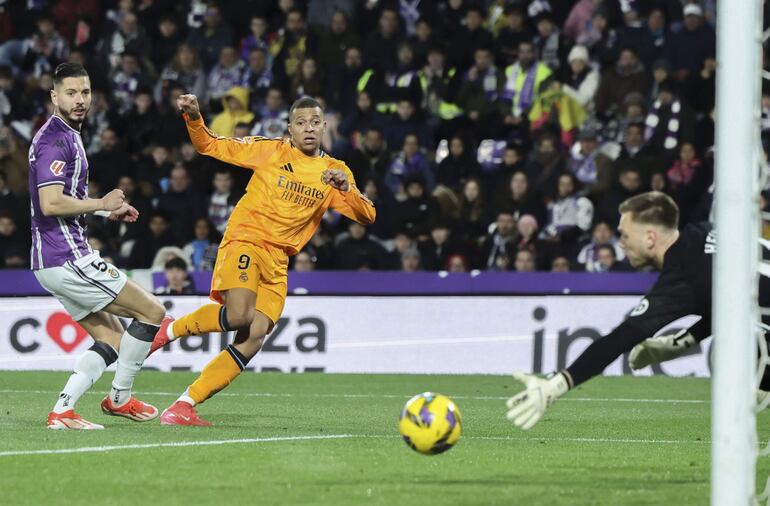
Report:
0,296,708,376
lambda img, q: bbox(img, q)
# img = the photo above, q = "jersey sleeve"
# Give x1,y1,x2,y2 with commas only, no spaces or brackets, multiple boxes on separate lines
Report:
329,164,376,225
33,139,70,189
564,272,697,387
184,113,278,169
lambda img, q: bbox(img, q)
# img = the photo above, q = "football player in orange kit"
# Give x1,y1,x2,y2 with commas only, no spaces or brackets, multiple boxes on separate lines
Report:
153,94,376,426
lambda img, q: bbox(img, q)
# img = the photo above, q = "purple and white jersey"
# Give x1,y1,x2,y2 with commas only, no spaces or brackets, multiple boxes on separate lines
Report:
28,115,92,270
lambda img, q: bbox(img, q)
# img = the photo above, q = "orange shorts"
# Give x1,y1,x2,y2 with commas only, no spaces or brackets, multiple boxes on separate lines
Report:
210,241,288,325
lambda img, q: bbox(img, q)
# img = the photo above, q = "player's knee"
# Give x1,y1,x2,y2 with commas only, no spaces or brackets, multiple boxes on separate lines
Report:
146,300,166,324
226,307,256,330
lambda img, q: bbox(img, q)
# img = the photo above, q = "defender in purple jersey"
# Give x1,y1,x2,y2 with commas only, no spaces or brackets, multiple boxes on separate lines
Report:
31,63,171,430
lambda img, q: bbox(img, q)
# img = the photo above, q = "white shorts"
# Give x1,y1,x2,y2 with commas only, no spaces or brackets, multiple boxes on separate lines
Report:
34,252,128,321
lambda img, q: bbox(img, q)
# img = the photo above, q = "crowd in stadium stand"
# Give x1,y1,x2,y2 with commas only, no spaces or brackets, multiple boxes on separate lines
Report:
0,0,741,275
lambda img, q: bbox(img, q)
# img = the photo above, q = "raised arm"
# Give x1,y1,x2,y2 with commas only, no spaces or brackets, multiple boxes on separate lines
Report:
177,94,275,169
324,167,376,225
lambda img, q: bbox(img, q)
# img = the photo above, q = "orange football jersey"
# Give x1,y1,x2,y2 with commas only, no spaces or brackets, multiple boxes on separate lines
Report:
184,114,376,255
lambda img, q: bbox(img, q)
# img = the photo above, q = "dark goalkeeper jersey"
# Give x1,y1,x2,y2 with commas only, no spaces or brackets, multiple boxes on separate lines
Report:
565,222,716,386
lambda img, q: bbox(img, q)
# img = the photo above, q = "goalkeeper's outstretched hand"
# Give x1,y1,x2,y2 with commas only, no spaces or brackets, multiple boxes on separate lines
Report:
628,330,696,370
505,372,569,431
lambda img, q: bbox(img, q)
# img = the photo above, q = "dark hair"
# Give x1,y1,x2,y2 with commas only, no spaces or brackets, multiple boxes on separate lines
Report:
618,191,679,229
53,63,88,85
597,244,617,258
289,96,323,120
164,257,188,271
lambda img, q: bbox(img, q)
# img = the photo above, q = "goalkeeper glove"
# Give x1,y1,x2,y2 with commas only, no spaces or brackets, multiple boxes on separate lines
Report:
505,371,570,430
628,329,696,370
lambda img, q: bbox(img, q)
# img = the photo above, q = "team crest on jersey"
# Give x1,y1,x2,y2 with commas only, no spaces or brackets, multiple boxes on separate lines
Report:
239,272,248,282
629,298,649,317
49,160,66,176
108,268,120,279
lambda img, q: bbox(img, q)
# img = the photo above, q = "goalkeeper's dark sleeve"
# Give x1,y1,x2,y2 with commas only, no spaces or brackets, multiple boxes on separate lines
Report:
687,316,711,343
563,280,695,388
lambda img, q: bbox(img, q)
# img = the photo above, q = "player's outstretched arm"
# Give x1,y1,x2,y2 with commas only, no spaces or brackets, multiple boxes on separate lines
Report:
39,185,124,217
177,93,274,169
325,168,376,225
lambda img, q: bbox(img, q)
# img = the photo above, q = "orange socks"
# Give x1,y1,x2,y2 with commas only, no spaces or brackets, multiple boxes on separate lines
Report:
187,345,248,404
171,304,230,338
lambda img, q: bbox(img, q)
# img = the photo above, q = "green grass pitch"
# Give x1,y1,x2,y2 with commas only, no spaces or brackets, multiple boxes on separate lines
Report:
1,371,768,505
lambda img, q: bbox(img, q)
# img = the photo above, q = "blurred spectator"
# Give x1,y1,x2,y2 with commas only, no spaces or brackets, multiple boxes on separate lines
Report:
208,169,241,234
478,210,517,270
596,165,644,227
155,257,196,295
644,79,695,154
495,5,531,67
182,218,220,271
271,8,308,89
111,51,152,115
158,43,207,103
568,126,613,196
347,127,391,185
551,255,571,272
446,253,469,272
525,133,566,198
152,16,184,72
290,56,323,100
157,164,206,245
383,99,431,151
541,173,594,256
240,16,270,62
647,8,667,60
665,4,715,82
90,127,132,191
533,11,572,72
577,221,625,272
561,45,599,114
386,134,434,198
207,47,246,108
514,249,536,272
595,48,651,119
0,212,25,268
210,86,254,136
122,86,158,154
3,13,69,77
593,244,622,272
448,6,493,72
328,46,364,117
496,171,547,226
335,221,389,270
564,0,598,42
97,11,150,71
420,221,463,271
395,177,441,239
419,46,463,137
241,47,273,111
251,87,288,138
388,229,416,269
0,128,29,195
457,46,505,136
363,8,401,73
187,3,234,70
515,213,546,269
457,177,491,243
578,6,618,69
315,10,361,71
127,212,174,269
501,41,552,125
401,247,422,272
292,250,315,272
435,135,481,191
615,6,655,66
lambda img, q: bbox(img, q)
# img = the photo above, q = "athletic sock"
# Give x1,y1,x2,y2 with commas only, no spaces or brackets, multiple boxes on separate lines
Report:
184,345,249,405
171,304,232,339
110,320,161,407
53,342,117,414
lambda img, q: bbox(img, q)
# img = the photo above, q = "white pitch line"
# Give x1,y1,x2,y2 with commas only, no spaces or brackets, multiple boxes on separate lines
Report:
0,434,710,457
0,389,709,404
0,434,356,457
